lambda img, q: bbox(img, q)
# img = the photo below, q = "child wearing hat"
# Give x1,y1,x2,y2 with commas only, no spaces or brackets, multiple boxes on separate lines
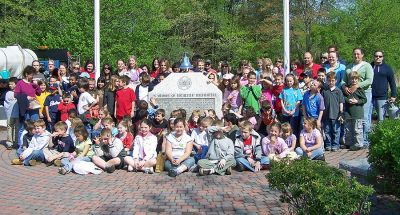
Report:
44,83,62,132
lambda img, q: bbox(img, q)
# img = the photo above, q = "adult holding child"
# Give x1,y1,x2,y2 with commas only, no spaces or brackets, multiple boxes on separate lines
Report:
341,48,373,147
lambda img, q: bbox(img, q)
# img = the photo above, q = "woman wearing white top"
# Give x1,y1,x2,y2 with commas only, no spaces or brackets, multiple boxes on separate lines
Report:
165,118,195,177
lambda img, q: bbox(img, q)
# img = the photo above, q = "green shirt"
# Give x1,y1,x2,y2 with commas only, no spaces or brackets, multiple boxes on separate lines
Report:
240,85,262,114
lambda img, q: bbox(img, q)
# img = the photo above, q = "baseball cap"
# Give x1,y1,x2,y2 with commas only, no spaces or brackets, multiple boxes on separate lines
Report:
49,83,59,91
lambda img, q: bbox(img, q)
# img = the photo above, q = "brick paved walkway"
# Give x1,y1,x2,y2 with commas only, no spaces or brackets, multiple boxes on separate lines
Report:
1,128,398,214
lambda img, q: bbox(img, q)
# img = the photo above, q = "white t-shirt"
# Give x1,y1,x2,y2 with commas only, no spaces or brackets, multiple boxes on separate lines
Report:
167,132,193,159
190,128,209,146
77,92,96,114
138,85,149,102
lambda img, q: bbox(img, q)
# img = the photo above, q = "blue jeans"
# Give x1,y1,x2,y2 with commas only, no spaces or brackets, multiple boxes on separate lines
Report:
194,145,209,162
363,89,372,146
18,109,39,146
23,150,45,166
61,156,91,172
323,119,341,149
235,156,269,172
295,147,324,160
164,157,195,171
373,98,387,122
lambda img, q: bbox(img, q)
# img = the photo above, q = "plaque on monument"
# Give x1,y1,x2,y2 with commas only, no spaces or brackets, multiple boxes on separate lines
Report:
148,73,223,118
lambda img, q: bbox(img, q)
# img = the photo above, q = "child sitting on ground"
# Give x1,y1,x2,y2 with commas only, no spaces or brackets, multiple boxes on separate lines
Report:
13,121,35,162
59,124,94,175
191,117,213,162
234,121,268,172
92,128,126,173
124,119,158,173
13,120,51,166
44,121,75,166
116,120,134,153
261,122,291,162
295,117,325,160
281,122,296,151
197,120,236,176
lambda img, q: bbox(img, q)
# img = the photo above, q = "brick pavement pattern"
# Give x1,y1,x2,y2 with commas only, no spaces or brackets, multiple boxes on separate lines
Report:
1,128,393,214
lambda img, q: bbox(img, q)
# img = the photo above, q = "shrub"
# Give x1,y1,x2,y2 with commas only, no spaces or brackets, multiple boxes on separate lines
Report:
368,119,400,197
267,158,374,215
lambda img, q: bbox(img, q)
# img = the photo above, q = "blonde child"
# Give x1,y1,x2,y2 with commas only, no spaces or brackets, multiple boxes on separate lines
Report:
92,107,111,137
279,73,302,136
116,120,134,153
124,119,157,173
191,117,213,162
281,122,296,151
227,76,242,114
295,117,325,160
261,122,290,162
59,124,94,175
14,120,51,166
44,121,75,166
101,117,118,137
92,128,126,173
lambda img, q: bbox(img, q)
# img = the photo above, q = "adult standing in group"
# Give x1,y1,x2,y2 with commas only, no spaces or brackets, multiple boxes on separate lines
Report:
127,55,142,88
84,60,95,79
341,48,373,147
324,51,346,87
15,66,42,144
371,50,397,121
31,60,45,83
302,52,322,79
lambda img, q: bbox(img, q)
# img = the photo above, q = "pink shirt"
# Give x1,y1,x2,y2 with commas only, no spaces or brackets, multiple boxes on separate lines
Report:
261,88,273,108
228,90,242,109
15,80,41,97
261,136,289,158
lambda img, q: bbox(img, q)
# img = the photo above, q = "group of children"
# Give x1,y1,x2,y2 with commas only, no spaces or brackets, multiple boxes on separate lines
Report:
2,55,369,177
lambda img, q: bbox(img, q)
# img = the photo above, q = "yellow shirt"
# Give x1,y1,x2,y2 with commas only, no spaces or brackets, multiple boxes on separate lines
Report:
36,91,50,115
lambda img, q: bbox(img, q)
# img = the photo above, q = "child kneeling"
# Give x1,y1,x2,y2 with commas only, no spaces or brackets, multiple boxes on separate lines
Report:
92,128,126,173
197,120,236,176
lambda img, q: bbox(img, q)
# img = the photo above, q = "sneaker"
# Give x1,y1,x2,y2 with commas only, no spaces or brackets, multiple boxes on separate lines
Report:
58,167,68,175
313,154,325,161
349,145,362,151
144,167,154,174
127,165,134,172
225,166,232,175
53,159,62,167
168,168,179,177
46,161,54,167
325,147,331,151
29,160,38,166
199,168,212,176
340,145,349,149
11,158,23,165
5,141,13,150
188,164,198,172
236,163,245,172
331,147,339,152
105,165,116,173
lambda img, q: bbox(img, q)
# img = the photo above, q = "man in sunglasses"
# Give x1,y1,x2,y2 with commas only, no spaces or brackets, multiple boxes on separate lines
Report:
371,50,397,121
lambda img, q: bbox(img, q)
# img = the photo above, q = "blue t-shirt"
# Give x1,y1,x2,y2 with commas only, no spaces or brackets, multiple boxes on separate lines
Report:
44,94,61,114
324,63,346,87
302,91,325,119
279,87,303,116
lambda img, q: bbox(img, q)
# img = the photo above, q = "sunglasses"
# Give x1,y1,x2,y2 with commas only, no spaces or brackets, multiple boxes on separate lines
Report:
375,55,383,58
320,57,328,59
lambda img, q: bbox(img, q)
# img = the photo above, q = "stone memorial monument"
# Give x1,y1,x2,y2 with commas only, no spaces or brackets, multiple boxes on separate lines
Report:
148,73,223,118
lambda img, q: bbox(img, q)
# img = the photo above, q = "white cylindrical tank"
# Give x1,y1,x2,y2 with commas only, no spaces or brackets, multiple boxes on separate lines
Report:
0,45,38,78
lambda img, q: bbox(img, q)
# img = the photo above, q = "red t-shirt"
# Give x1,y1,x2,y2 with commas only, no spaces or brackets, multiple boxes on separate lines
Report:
299,63,321,79
57,102,76,121
116,132,134,150
272,84,284,114
115,87,136,118
243,135,253,158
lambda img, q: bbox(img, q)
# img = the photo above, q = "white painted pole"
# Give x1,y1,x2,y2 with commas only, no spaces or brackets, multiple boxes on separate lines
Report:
94,0,100,82
283,0,290,76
